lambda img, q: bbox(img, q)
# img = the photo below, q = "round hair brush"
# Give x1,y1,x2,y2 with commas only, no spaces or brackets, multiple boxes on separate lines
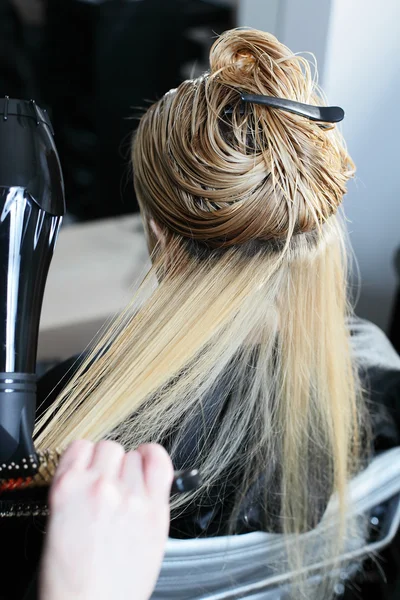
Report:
0,447,201,517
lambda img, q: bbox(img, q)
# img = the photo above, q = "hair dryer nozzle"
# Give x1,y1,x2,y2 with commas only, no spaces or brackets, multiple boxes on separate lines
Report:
0,97,65,216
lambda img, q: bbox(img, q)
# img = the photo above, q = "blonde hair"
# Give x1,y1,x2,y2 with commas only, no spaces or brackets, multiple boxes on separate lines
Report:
36,29,367,597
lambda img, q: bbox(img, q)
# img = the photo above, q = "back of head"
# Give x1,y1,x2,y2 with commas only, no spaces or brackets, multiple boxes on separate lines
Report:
36,29,366,599
133,28,353,250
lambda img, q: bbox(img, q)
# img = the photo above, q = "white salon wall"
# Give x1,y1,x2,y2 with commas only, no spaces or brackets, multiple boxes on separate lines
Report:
238,0,400,331
237,0,280,34
323,0,400,330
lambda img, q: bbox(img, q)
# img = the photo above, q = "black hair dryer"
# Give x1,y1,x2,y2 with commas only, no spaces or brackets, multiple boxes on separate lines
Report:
0,98,65,477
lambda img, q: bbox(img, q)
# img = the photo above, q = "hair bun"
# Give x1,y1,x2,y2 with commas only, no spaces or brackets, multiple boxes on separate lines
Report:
209,28,284,72
133,27,354,249
209,28,297,97
209,29,263,76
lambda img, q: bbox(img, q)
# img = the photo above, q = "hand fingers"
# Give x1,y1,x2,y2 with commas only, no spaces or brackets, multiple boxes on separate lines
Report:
119,450,145,495
88,440,125,478
51,441,173,510
137,444,174,502
52,440,94,485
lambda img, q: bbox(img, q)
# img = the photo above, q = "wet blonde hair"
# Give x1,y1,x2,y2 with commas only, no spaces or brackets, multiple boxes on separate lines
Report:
36,28,366,597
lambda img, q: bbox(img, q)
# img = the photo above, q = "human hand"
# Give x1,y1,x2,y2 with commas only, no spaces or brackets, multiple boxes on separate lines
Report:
40,440,173,600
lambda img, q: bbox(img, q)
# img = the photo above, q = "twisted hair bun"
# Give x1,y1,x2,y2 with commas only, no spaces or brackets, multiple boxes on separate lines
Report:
133,28,354,249
209,28,293,90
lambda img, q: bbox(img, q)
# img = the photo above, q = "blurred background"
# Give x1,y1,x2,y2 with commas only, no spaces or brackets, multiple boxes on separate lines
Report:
0,0,399,365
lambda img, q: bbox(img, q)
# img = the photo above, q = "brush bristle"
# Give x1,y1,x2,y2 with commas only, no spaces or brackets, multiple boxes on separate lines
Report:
0,448,62,517
0,448,62,492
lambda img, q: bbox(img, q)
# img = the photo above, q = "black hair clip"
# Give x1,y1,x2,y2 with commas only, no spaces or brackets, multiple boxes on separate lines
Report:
225,93,344,124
